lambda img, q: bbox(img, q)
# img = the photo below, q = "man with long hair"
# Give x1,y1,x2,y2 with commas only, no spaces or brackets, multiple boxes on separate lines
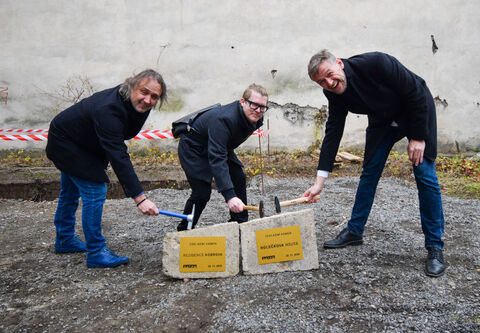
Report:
46,69,166,268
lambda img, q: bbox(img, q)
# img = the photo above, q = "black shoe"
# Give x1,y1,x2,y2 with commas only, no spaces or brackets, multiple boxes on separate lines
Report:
177,220,195,232
323,228,363,249
425,247,446,277
227,218,248,223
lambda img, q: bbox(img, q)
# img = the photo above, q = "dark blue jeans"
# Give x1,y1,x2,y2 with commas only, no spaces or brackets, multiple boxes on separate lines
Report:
347,130,445,249
54,172,107,253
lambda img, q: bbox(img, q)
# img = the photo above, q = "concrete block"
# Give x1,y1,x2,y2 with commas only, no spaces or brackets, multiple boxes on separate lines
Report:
240,209,319,275
162,222,239,279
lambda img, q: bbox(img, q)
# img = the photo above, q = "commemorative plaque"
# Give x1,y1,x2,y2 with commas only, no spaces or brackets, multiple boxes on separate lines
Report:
255,225,304,264
179,236,226,272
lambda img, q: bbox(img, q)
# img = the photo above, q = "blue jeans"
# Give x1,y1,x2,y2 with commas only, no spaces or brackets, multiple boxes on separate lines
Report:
347,129,445,249
54,172,107,253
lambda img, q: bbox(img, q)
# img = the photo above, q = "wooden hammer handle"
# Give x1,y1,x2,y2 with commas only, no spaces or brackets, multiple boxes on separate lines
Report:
243,205,259,211
280,195,320,207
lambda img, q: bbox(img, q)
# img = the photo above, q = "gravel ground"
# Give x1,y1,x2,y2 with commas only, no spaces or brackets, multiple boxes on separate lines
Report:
1,176,479,332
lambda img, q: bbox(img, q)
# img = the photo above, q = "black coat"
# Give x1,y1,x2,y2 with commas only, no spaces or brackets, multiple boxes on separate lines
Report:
46,86,149,198
318,52,437,172
178,101,263,200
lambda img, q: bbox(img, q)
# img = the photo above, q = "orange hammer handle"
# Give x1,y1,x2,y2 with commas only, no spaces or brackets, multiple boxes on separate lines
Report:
243,205,259,211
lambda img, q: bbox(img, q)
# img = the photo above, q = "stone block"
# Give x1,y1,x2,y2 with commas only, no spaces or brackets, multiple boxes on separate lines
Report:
162,222,239,279
240,209,319,275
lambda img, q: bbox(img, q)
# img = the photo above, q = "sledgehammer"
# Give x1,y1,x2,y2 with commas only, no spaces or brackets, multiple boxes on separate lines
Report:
243,200,265,218
274,195,321,214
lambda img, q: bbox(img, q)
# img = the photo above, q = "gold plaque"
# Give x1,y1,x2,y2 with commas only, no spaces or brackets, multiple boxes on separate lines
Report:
255,225,303,264
179,236,226,272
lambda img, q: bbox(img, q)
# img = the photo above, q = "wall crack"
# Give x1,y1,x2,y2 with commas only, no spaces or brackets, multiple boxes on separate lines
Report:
268,101,327,125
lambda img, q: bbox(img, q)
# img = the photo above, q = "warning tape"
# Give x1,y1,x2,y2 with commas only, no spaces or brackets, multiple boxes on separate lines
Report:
0,134,49,141
133,129,174,140
0,128,265,141
0,129,48,133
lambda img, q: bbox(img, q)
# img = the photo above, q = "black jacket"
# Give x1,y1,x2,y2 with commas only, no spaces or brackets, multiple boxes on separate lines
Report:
178,101,263,201
46,86,149,198
318,52,437,172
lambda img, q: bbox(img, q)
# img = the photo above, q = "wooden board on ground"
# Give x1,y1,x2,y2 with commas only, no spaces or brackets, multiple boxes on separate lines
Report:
336,151,364,163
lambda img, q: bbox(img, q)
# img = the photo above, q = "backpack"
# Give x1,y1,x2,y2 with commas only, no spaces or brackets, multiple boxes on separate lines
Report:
171,103,221,138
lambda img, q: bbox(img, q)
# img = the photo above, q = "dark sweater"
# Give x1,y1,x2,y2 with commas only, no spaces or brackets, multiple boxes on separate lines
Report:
46,85,149,198
178,101,263,201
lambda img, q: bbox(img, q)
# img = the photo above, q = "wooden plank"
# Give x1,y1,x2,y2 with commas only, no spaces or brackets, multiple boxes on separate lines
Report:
336,152,364,162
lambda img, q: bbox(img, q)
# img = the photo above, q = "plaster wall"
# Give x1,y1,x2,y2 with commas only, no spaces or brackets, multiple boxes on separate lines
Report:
1,0,479,153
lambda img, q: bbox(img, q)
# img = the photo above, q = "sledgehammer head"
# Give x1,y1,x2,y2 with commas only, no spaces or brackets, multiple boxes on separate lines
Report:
274,196,281,214
243,200,265,218
259,200,265,218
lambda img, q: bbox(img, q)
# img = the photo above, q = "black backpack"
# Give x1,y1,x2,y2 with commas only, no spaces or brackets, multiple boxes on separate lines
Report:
171,103,221,138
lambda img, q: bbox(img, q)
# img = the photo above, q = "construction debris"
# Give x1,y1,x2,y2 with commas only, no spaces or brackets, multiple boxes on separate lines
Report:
336,151,364,163
310,150,363,167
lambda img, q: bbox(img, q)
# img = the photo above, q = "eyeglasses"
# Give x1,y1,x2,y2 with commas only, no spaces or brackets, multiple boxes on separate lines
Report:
245,99,269,113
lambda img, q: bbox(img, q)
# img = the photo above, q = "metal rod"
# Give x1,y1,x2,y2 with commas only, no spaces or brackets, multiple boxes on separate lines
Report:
258,134,264,195
267,118,270,155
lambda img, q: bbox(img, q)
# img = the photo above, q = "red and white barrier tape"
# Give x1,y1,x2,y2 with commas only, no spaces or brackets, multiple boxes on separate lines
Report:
0,128,265,141
0,134,49,141
133,129,174,140
0,129,48,133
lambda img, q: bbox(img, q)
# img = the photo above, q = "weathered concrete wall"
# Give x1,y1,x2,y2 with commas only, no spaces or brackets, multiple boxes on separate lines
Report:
1,0,479,153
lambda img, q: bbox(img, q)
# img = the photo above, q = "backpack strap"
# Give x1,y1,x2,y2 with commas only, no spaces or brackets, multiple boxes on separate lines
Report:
171,103,221,138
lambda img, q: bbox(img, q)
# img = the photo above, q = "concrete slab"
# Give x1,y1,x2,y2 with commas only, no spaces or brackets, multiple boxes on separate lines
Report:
162,222,239,279
240,209,319,275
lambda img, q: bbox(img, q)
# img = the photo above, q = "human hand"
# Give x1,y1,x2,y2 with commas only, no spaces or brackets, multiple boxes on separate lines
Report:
227,197,245,213
302,176,326,203
135,196,159,216
407,139,425,166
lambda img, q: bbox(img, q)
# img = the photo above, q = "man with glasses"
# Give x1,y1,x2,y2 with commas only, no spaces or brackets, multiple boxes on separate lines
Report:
176,83,268,231
303,50,446,277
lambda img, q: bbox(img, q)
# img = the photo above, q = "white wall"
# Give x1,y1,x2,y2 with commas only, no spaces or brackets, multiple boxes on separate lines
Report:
1,0,479,152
